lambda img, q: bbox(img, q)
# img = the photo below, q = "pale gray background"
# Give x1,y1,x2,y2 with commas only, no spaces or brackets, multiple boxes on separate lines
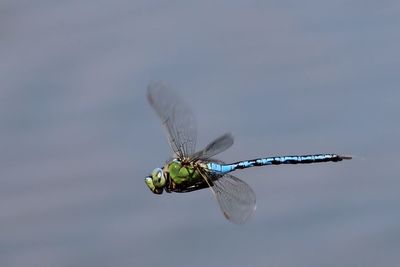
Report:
1,1,399,266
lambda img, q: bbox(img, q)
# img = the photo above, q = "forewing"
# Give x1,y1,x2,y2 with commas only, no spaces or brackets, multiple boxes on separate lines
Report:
213,174,256,224
147,81,197,158
191,133,234,160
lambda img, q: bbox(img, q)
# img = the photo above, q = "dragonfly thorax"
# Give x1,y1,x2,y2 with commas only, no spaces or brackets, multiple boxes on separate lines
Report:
167,159,202,185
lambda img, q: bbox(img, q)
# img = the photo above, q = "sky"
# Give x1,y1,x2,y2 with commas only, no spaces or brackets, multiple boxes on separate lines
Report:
1,1,400,266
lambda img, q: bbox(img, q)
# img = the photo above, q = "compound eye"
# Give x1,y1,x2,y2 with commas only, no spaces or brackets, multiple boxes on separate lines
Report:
145,176,155,191
151,168,165,187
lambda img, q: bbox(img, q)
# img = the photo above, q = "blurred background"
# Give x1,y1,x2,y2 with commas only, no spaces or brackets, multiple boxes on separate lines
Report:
1,1,399,266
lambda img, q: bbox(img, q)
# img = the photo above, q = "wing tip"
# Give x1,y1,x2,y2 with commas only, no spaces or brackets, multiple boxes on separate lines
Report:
147,80,164,103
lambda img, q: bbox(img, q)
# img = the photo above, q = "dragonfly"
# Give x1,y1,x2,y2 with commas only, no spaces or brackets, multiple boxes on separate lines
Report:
145,82,351,224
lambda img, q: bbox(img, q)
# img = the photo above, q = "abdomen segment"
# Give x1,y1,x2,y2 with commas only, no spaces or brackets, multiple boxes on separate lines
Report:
206,154,351,174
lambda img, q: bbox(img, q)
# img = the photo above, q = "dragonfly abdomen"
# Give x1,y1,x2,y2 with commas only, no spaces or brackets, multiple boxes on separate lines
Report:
207,154,351,174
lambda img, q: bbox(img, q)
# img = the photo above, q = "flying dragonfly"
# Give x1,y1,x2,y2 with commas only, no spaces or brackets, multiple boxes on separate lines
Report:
144,82,351,224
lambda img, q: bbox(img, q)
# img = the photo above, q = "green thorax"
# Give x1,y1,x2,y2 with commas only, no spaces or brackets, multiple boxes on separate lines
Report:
167,160,202,185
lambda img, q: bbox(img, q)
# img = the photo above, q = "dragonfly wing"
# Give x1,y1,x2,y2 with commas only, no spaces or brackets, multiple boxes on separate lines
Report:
191,133,234,160
147,81,197,158
213,174,256,224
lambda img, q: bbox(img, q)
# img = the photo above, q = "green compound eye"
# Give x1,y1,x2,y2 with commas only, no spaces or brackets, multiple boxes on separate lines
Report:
151,168,165,187
145,176,155,191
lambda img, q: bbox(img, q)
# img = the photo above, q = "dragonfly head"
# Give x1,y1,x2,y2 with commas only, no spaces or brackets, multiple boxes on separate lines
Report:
145,167,166,194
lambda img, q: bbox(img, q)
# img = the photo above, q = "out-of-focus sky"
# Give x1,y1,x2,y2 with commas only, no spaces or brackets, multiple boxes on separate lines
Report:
1,1,399,266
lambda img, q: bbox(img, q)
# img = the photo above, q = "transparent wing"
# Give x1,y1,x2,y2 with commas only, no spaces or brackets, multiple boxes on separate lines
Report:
191,133,234,160
212,174,256,224
147,81,197,158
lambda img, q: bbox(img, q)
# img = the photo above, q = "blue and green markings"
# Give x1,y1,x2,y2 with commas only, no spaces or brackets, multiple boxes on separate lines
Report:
207,154,351,174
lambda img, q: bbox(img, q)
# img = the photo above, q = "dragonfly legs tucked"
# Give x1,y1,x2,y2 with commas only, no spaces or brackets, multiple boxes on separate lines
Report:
165,177,212,193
